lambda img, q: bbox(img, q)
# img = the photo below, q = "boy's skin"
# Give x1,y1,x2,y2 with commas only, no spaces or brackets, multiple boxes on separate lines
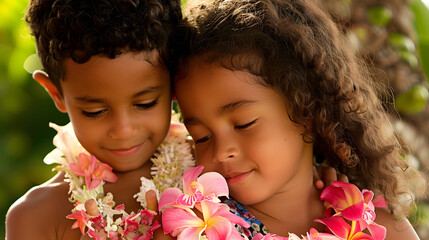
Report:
6,52,173,239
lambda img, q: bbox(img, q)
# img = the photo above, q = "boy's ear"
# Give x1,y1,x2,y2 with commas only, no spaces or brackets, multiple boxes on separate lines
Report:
33,70,67,113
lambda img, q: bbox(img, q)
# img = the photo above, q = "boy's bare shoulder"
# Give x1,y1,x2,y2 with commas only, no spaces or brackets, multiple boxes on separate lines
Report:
375,208,420,240
6,173,82,239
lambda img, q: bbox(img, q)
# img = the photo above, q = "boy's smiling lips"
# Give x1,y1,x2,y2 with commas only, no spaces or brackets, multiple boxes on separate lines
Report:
105,142,145,156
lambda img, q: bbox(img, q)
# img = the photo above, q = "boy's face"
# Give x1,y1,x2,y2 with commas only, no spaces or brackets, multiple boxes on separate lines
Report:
47,52,171,172
175,58,313,206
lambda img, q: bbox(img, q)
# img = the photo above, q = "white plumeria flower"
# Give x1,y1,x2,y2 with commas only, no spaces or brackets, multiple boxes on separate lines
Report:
134,177,159,208
44,122,86,165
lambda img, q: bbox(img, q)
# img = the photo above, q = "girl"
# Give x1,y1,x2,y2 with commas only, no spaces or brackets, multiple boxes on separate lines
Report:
172,0,424,238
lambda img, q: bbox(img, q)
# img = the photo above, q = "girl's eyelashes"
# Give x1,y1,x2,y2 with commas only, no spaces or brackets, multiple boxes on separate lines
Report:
193,119,257,143
195,134,212,144
82,109,105,118
235,118,258,130
135,98,158,110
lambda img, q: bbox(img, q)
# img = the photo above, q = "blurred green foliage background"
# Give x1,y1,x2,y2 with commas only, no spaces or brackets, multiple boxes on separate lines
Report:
0,0,69,238
1,0,428,238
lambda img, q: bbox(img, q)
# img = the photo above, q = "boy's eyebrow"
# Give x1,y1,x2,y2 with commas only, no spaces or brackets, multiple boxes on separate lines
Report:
184,100,257,126
75,85,162,103
133,85,163,98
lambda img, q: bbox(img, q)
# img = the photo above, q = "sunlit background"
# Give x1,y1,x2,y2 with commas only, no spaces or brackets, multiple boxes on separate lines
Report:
1,0,428,239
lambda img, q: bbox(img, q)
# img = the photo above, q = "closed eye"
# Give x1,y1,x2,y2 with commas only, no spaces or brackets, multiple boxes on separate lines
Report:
195,134,212,144
82,109,105,118
235,119,258,130
135,98,158,110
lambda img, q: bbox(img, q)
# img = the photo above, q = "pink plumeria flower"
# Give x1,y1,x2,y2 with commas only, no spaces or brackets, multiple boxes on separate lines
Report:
159,165,228,209
320,182,366,221
69,153,117,190
254,233,289,240
162,200,249,240
315,216,374,240
320,182,386,240
358,190,387,240
66,209,91,235
253,229,339,240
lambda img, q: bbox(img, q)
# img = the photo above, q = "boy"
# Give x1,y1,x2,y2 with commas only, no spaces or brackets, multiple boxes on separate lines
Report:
6,0,181,238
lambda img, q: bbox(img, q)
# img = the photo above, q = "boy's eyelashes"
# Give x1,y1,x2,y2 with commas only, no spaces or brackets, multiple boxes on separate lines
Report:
82,109,105,118
80,98,159,119
134,98,158,110
193,118,258,144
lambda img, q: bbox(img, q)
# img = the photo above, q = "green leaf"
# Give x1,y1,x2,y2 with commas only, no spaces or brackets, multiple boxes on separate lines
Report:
367,6,393,27
395,84,429,114
23,53,42,74
389,33,416,53
411,0,429,81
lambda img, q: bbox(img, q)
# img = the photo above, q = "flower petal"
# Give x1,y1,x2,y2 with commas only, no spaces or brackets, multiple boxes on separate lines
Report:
183,166,204,194
159,188,183,211
349,231,374,240
198,172,229,198
205,216,232,240
161,207,202,235
372,195,387,208
367,222,386,240
211,202,250,228
177,225,204,240
321,182,364,217
315,216,350,239
362,190,374,204
341,200,365,221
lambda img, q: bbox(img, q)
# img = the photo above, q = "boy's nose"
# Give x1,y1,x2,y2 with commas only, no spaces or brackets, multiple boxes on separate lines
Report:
108,112,138,140
212,134,239,163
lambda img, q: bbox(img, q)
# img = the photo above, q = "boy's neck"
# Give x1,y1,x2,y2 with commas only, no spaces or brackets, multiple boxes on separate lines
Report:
243,166,325,236
112,160,153,183
103,160,153,212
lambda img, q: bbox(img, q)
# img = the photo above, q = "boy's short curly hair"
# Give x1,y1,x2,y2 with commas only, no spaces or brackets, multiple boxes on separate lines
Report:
26,0,181,92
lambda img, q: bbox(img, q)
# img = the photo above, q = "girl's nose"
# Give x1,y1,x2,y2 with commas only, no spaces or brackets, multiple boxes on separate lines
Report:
212,134,239,163
108,112,138,140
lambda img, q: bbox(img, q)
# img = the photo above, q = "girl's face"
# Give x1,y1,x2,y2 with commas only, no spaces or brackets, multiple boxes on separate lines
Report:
57,52,172,172
175,57,314,205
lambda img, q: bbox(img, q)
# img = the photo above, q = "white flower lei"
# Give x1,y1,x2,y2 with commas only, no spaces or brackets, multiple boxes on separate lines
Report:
44,113,195,239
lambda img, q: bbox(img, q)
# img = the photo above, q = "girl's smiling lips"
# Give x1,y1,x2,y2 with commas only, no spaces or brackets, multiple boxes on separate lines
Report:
225,170,253,184
107,143,143,156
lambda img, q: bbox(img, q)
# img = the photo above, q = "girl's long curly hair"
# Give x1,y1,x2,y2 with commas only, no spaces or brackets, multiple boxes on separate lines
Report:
25,0,181,92
172,0,423,217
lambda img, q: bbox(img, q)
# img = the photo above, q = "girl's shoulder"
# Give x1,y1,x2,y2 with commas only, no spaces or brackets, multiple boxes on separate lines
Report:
6,173,80,239
224,198,270,238
375,207,420,240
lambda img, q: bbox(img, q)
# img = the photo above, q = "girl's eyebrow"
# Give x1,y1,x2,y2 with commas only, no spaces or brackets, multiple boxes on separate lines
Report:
184,100,257,126
219,100,257,114
75,85,163,103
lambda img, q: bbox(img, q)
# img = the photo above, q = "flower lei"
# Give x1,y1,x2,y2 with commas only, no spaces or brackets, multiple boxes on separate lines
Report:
159,166,388,240
44,114,195,239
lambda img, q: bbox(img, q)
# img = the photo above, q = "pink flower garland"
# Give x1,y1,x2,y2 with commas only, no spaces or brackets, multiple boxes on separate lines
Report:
159,167,388,240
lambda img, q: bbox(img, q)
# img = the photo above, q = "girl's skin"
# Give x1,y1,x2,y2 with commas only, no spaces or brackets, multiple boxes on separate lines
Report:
174,56,421,238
